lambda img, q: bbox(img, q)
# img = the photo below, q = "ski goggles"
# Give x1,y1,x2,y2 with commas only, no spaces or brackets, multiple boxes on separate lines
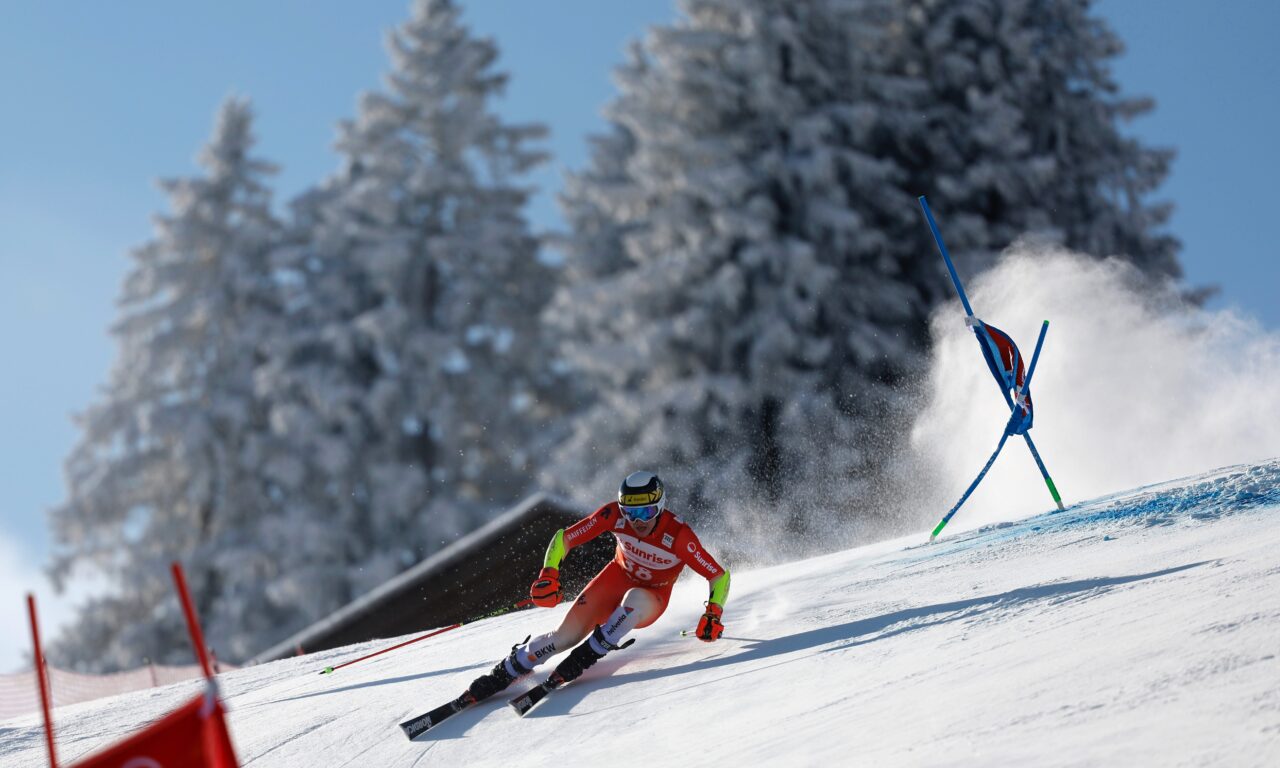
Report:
619,503,661,522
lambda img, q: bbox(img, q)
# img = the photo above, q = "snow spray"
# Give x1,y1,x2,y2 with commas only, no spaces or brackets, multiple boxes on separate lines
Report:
906,245,1280,532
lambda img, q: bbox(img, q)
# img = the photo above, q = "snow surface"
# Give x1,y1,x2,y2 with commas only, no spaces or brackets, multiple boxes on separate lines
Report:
4,459,1279,767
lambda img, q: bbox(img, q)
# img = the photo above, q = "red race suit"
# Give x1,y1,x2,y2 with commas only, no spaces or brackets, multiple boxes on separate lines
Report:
560,502,726,629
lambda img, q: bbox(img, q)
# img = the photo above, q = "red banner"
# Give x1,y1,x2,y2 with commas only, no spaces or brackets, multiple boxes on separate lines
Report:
71,687,238,768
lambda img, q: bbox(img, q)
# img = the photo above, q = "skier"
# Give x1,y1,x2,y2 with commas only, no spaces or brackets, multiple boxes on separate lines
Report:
467,470,731,701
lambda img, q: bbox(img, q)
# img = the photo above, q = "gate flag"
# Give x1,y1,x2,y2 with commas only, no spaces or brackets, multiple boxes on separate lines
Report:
970,317,1033,436
27,562,242,768
69,683,237,768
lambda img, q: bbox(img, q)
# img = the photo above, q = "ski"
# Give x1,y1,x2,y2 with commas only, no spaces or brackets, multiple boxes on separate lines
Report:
398,692,476,740
508,673,566,717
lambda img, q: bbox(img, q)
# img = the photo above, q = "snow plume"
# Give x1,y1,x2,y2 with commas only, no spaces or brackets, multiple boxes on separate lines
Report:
903,245,1280,533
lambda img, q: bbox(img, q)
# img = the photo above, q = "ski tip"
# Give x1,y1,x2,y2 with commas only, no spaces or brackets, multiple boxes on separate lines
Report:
400,723,427,741
399,715,433,740
319,667,334,675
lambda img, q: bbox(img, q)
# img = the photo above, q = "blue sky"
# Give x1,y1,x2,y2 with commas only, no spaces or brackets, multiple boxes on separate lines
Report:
1,1,1278,662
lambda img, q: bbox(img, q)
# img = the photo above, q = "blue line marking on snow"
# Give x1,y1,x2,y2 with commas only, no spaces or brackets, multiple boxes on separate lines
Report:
902,459,1280,562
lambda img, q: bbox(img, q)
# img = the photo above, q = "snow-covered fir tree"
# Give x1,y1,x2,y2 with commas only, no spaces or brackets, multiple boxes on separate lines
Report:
548,0,1181,544
824,0,1184,530
258,0,557,604
48,98,284,670
551,43,650,287
851,0,1180,280
542,44,651,421
230,186,391,643
547,0,924,541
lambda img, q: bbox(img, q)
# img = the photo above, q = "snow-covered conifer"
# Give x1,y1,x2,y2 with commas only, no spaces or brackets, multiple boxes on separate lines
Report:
548,0,1181,543
548,0,917,538
854,0,1180,279
261,0,556,602
48,98,283,669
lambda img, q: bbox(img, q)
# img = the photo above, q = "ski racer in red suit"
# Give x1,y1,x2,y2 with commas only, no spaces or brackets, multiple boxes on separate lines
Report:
465,471,731,701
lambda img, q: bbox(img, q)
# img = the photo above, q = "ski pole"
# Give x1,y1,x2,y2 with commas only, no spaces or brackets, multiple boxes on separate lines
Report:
678,630,750,641
318,598,535,675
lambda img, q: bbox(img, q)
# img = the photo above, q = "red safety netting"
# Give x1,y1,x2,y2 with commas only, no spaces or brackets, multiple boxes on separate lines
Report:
0,662,235,721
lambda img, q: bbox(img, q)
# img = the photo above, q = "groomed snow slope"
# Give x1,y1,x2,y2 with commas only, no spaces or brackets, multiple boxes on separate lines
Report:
4,460,1280,767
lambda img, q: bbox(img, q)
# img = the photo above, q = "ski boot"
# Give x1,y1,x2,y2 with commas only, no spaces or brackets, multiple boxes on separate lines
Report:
467,636,535,701
550,625,634,685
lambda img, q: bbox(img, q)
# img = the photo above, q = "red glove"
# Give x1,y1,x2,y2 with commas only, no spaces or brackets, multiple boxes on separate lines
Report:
696,602,724,642
530,567,561,608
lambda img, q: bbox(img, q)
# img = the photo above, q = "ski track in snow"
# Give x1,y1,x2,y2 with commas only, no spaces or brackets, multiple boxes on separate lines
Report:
3,459,1279,766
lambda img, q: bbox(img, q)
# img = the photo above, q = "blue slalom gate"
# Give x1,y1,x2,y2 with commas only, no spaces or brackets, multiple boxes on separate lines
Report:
918,196,1065,540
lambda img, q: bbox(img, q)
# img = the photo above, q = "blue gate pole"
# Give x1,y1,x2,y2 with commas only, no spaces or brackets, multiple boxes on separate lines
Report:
917,197,1067,532
1015,320,1064,511
1023,433,1064,511
931,431,1012,541
1022,320,1049,393
918,196,975,318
